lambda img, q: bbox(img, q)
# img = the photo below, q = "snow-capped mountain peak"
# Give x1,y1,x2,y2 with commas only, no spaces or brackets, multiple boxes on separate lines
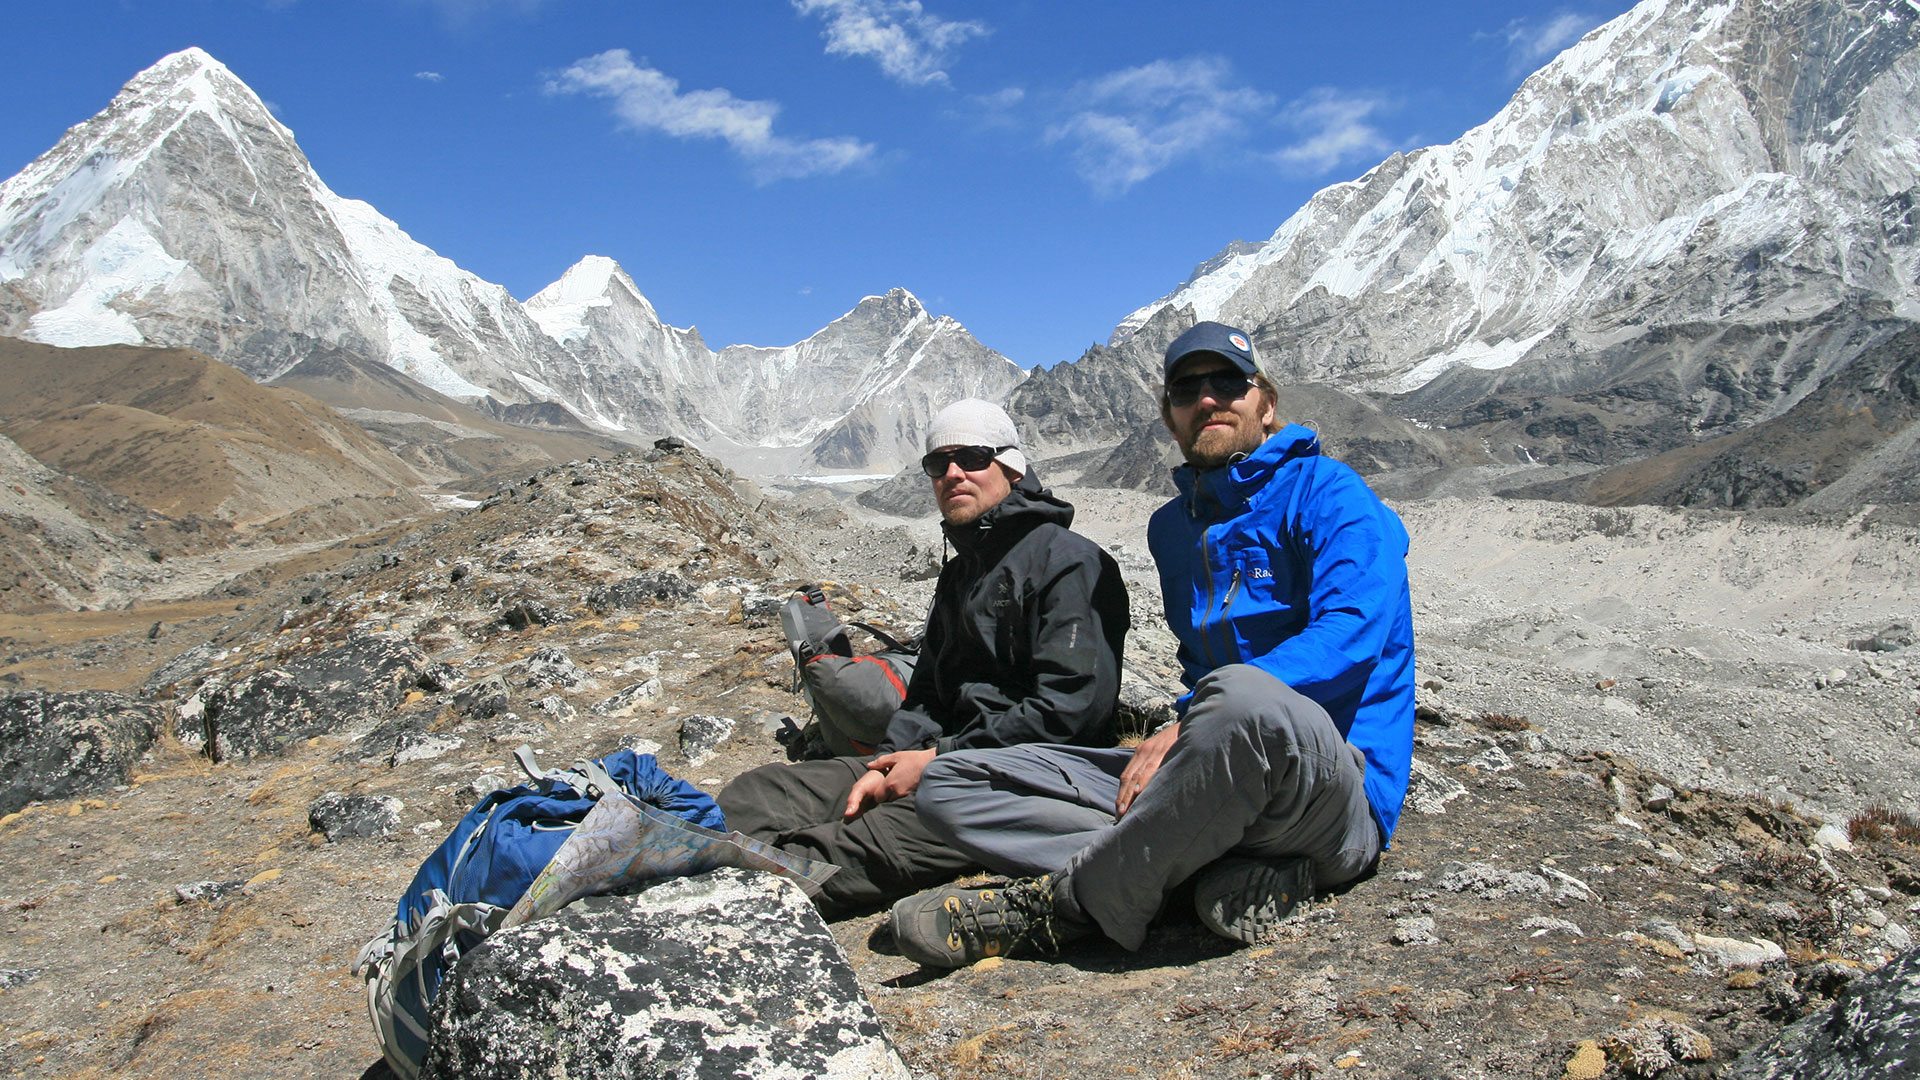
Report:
1011,0,1920,487
0,45,561,399
0,49,1026,472
0,47,282,284
526,255,665,344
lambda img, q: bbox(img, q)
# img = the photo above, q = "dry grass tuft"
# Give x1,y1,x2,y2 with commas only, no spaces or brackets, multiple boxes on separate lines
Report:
947,1022,1017,1066
1215,1020,1304,1059
1478,712,1532,732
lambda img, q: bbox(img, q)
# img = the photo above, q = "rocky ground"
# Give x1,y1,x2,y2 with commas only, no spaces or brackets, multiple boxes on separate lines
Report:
0,444,1915,1078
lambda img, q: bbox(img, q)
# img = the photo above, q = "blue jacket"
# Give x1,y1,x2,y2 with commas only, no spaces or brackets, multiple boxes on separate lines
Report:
1147,424,1416,842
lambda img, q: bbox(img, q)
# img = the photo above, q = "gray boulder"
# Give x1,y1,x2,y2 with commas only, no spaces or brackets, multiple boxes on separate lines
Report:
307,791,402,841
498,594,560,630
451,675,510,720
180,632,433,761
422,868,910,1079
520,647,584,690
678,714,736,765
585,571,696,613
1113,672,1176,740
596,678,662,718
1724,945,1920,1079
0,968,40,990
0,691,163,814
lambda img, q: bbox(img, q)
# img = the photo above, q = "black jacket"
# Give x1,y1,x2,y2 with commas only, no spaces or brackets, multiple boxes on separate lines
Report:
879,469,1130,754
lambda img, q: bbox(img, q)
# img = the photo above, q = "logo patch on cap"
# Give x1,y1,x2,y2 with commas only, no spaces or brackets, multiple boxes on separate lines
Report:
1228,333,1251,352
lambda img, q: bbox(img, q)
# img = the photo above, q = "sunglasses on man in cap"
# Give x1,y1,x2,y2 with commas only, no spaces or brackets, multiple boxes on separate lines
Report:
920,445,1011,477
1164,370,1257,408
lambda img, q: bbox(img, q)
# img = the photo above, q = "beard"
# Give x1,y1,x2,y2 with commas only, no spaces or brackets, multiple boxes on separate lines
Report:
1180,415,1266,468
939,498,990,526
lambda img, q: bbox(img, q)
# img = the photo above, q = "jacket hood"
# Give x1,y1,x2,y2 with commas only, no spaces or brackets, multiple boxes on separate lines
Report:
943,464,1074,549
1173,424,1320,516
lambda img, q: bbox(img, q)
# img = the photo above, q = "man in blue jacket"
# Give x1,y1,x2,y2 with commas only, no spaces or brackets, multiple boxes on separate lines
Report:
890,321,1415,966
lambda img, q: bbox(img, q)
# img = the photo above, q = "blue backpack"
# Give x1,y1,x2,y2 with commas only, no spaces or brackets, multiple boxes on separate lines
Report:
353,746,724,1079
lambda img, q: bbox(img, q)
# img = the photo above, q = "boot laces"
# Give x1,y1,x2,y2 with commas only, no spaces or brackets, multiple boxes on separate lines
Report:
942,877,1064,958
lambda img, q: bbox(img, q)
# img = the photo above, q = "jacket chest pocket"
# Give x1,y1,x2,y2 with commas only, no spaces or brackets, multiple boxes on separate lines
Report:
1219,544,1305,651
977,574,1031,668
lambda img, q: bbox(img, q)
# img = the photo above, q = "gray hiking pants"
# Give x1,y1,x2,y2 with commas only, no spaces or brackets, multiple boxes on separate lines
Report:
916,664,1381,949
717,756,978,919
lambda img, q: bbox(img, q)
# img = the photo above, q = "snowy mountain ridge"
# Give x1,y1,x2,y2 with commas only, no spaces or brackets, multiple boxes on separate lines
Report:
0,48,1022,473
1109,0,1920,400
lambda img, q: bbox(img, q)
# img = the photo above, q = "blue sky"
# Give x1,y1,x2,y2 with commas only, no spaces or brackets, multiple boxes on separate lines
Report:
1,0,1635,368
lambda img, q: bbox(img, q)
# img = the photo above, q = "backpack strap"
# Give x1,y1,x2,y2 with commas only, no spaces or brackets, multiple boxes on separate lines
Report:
513,744,622,802
568,757,623,802
512,744,548,785
357,890,508,1080
844,620,916,655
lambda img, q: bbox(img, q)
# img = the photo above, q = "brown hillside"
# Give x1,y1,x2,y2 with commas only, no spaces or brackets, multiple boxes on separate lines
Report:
0,339,428,526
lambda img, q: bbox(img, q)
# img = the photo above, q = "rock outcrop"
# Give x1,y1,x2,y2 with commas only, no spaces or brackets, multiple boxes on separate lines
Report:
306,792,403,843
1724,945,1920,1079
422,869,911,1080
0,691,162,813
178,632,435,761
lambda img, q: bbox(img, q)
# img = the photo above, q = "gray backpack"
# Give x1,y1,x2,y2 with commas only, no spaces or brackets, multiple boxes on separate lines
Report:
780,586,919,758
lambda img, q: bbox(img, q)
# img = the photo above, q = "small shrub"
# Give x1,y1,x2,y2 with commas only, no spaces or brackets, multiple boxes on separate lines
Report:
1727,849,1840,897
1849,804,1920,845
1479,712,1532,732
1589,508,1637,538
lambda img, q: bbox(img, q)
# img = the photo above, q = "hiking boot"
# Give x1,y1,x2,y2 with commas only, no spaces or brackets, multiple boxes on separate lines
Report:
889,874,1092,968
1193,856,1315,944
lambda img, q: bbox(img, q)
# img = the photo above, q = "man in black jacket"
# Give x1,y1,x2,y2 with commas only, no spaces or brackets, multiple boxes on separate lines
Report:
719,399,1130,917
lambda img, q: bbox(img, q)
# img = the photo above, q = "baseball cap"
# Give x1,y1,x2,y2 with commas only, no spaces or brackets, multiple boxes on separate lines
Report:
1163,321,1259,380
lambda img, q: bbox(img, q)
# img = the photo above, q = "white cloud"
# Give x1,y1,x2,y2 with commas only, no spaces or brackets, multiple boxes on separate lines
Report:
792,0,988,86
1272,88,1394,175
414,0,548,21
1500,11,1605,74
549,50,874,183
415,71,446,83
1046,57,1273,196
957,85,1025,130
972,86,1024,110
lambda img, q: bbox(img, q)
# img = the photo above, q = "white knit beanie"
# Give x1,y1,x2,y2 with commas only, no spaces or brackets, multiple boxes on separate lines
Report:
924,399,1028,478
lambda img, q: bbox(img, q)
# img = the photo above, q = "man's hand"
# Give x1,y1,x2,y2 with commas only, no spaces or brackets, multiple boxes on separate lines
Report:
1116,723,1180,817
842,748,938,820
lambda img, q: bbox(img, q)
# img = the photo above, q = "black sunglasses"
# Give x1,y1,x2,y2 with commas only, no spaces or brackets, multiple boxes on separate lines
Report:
1165,370,1256,407
921,445,1009,477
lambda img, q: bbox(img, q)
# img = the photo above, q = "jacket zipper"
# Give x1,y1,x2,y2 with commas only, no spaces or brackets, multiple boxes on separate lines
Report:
1197,531,1221,670
1217,568,1242,663
1198,532,1244,668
